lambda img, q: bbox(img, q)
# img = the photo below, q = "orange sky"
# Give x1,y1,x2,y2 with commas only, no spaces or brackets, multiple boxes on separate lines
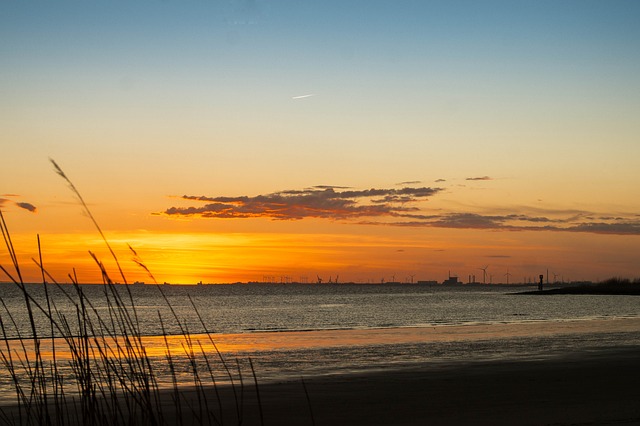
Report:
3,197,639,284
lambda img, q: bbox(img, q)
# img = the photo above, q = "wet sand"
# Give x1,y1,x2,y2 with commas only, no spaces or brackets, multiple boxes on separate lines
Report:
204,346,640,426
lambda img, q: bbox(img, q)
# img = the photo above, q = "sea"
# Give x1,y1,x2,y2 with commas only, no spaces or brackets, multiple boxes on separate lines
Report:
1,283,640,403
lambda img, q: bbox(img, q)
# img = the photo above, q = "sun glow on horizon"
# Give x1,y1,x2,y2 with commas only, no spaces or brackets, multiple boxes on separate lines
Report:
2,224,638,286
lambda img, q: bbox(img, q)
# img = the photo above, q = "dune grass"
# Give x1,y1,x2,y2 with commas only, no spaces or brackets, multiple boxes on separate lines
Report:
1,217,258,425
0,160,275,425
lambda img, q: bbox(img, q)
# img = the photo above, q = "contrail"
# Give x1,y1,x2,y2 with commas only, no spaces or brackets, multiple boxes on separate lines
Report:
292,94,315,100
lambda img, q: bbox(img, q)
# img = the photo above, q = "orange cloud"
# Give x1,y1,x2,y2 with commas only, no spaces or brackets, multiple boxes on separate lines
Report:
466,176,492,181
16,202,37,213
162,185,640,236
0,196,37,213
165,186,442,220
382,213,640,235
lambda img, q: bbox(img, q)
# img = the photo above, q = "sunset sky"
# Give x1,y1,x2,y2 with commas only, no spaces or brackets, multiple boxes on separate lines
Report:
2,1,640,284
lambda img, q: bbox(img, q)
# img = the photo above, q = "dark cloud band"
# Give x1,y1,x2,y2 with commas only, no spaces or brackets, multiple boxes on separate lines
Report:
0,196,37,213
163,185,640,236
166,186,441,221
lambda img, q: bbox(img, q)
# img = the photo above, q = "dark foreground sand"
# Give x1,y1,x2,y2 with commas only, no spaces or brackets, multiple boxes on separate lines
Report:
3,347,638,425
195,347,640,426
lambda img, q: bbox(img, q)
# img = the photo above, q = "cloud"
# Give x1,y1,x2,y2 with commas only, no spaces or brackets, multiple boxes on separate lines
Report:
0,195,37,213
430,213,504,229
435,179,446,183
292,94,315,100
163,184,640,236
466,176,492,181
166,186,443,221
566,222,640,235
312,185,351,190
396,181,421,186
16,202,37,213
376,211,640,236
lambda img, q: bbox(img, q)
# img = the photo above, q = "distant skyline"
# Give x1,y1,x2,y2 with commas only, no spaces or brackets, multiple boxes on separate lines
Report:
2,1,640,284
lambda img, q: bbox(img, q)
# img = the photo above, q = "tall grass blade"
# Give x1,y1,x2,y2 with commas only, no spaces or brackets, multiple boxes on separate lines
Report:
50,158,128,284
249,358,264,426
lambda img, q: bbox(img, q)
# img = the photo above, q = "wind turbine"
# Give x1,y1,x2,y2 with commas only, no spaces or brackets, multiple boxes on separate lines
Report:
478,265,489,284
504,269,512,285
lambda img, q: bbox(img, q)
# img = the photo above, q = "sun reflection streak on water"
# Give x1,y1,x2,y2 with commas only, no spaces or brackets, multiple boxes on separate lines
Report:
7,317,640,362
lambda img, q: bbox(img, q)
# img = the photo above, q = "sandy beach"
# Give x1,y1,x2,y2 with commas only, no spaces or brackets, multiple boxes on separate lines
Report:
2,318,640,425
3,346,638,425
199,346,640,426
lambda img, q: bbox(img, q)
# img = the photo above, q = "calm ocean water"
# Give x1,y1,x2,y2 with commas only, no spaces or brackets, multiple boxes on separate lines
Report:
2,283,639,336
1,283,640,401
